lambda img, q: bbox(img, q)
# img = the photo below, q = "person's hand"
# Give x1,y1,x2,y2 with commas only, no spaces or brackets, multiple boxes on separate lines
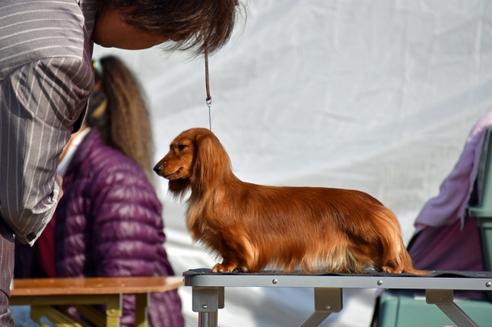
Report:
56,175,64,201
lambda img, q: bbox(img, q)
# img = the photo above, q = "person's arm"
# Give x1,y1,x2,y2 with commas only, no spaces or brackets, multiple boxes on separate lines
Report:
0,57,92,245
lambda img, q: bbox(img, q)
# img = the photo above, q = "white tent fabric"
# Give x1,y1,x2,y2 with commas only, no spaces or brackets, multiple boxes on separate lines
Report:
93,0,492,326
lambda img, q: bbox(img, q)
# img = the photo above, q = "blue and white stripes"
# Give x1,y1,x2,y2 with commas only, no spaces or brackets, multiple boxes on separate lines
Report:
0,0,96,245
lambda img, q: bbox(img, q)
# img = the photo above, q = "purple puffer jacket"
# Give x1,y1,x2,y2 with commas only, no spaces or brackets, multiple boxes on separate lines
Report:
55,129,183,326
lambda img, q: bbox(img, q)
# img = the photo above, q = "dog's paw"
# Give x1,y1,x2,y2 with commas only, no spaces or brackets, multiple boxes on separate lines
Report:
382,265,403,274
212,262,240,273
232,266,249,273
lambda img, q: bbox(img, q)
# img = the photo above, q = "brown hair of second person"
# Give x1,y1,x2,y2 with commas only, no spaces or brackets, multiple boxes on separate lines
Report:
88,56,154,179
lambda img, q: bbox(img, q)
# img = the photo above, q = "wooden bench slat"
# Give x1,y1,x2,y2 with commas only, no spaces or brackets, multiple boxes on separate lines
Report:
11,276,183,296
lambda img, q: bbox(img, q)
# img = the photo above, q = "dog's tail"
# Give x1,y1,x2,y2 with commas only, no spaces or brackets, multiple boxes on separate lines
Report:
374,207,430,276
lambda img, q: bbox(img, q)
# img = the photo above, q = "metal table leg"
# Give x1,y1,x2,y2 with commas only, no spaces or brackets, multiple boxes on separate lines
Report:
192,287,225,327
426,289,477,327
301,288,343,327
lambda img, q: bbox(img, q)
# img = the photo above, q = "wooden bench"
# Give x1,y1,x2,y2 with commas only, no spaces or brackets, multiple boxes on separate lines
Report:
10,276,183,327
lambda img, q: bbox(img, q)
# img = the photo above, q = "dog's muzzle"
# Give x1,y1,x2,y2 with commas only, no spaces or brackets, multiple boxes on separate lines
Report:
153,163,162,175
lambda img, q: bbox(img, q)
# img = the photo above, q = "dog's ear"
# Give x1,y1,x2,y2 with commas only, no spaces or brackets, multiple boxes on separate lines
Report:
192,132,232,187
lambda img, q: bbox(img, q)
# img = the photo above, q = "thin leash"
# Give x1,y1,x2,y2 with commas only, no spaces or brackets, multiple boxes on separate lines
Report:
204,45,212,131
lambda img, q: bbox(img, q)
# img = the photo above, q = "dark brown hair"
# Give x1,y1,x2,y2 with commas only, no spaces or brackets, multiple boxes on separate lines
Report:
87,55,154,179
105,0,242,53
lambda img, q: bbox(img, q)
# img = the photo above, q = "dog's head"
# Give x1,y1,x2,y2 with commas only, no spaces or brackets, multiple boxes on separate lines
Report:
154,127,231,197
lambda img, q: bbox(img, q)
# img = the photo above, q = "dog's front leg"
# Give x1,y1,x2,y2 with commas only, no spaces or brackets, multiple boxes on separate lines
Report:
212,259,246,273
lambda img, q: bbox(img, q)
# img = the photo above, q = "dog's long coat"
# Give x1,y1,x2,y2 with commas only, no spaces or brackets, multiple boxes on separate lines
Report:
154,128,423,274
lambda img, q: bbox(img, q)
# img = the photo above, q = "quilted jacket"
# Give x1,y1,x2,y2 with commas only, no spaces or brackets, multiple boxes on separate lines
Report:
15,129,184,326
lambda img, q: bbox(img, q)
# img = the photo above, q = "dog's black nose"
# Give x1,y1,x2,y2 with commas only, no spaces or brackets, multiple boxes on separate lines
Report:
153,164,161,174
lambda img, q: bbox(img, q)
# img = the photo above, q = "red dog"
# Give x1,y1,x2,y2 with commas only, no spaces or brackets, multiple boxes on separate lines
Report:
154,128,424,274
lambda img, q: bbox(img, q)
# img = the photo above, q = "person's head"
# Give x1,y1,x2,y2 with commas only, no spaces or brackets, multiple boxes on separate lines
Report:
94,0,241,52
87,56,154,179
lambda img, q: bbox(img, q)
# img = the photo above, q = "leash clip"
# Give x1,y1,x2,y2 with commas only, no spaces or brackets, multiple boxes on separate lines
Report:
204,46,213,131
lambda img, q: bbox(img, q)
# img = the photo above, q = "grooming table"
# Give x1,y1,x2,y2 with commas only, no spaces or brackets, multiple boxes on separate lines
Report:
184,269,492,327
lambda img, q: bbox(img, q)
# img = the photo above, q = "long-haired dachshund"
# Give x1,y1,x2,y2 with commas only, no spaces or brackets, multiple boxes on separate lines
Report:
154,127,424,274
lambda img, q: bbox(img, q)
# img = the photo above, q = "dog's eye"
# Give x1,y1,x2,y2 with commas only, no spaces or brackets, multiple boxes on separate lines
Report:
177,144,187,151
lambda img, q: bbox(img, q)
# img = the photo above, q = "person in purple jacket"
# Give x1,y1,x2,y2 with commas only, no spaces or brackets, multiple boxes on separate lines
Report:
15,56,184,326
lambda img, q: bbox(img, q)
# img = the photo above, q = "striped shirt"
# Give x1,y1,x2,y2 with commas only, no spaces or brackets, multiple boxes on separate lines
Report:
0,0,97,245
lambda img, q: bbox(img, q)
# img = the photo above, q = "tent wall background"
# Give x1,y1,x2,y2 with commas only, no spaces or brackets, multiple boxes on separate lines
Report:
93,0,492,325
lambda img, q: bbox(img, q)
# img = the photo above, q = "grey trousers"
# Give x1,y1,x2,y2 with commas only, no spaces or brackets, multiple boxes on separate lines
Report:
0,220,14,327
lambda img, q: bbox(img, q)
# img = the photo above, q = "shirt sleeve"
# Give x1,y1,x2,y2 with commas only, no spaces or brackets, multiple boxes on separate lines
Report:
0,56,93,245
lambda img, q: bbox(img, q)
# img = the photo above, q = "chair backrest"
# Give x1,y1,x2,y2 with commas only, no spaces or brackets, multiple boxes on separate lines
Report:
468,126,492,288
469,126,492,217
